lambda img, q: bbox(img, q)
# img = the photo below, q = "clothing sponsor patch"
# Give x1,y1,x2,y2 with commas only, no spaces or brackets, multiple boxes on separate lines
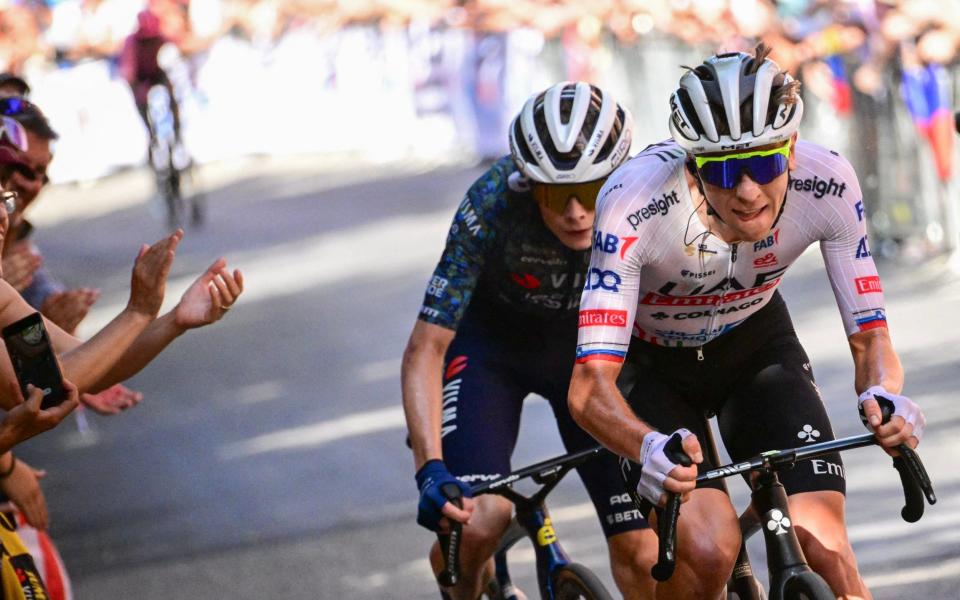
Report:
578,309,628,328
854,276,882,294
788,175,847,198
753,253,778,268
753,229,780,252
509,272,541,289
427,276,449,298
640,279,780,307
625,191,680,230
584,269,622,292
445,355,468,380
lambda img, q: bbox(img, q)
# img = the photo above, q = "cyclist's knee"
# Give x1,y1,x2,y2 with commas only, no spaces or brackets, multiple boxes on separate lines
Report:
608,528,657,599
796,525,864,593
446,495,512,567
674,492,740,588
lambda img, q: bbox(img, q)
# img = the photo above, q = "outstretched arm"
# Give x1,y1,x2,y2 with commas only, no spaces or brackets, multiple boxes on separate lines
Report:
45,232,183,393
82,258,243,393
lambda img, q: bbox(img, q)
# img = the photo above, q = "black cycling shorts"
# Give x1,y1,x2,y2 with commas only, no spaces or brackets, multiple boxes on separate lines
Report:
440,308,649,538
623,292,846,505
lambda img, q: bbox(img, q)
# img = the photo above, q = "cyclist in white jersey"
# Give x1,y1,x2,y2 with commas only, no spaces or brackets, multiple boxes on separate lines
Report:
568,45,926,599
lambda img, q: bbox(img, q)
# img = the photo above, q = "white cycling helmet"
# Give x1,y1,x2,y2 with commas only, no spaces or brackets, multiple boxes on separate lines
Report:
509,81,633,183
668,49,803,154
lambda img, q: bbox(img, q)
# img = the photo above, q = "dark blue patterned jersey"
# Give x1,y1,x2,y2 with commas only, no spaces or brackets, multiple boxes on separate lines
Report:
417,157,591,331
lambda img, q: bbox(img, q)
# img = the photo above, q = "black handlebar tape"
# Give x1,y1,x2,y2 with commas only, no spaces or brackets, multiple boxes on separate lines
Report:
436,483,464,588
893,444,936,523
652,493,682,581
651,432,693,582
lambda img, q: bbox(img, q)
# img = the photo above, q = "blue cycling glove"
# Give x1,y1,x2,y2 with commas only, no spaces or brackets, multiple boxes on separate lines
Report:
415,460,472,532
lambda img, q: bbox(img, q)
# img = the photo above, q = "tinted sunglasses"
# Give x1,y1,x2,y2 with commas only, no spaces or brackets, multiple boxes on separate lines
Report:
694,141,791,189
8,162,48,186
0,115,27,153
530,178,605,213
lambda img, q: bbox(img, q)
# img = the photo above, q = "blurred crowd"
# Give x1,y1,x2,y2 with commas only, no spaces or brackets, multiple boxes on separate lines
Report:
0,0,957,240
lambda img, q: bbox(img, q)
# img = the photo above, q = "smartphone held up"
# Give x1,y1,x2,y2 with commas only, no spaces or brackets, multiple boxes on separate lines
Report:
2,312,66,409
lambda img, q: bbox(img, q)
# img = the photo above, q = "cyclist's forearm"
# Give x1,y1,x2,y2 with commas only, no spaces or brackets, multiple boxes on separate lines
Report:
568,362,652,460
401,327,450,470
849,328,904,394
401,351,445,469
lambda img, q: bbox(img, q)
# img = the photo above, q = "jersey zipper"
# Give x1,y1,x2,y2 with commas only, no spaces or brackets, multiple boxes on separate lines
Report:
698,242,739,361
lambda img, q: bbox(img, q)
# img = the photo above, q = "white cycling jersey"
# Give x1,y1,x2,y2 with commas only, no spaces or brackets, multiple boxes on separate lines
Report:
576,139,886,362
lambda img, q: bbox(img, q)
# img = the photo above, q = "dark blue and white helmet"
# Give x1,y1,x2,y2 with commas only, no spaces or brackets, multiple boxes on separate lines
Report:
509,82,633,183
668,48,803,154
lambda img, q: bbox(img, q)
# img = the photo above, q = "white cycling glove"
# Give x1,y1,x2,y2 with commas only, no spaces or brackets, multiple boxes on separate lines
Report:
635,428,694,505
858,385,926,443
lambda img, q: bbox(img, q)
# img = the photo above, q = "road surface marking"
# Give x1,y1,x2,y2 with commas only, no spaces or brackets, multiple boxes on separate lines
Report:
80,210,451,335
864,555,960,588
236,381,285,405
356,358,402,384
219,405,406,459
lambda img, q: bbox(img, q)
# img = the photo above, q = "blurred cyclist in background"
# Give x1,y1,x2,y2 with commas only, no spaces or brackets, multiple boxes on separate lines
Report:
403,82,659,600
119,7,183,164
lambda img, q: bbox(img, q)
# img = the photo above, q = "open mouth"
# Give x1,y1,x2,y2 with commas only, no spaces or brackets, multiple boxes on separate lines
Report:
732,206,766,222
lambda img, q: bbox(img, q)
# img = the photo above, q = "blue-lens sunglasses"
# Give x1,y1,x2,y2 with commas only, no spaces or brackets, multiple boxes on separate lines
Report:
694,141,791,189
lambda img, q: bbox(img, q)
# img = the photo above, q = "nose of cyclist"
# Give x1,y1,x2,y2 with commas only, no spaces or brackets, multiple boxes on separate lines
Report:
563,196,591,222
734,171,763,204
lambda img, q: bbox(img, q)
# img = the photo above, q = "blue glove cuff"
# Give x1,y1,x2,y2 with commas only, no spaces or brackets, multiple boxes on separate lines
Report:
415,459,446,491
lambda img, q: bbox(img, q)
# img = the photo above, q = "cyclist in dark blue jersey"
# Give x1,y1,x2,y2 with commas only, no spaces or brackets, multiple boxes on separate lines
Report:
402,82,657,599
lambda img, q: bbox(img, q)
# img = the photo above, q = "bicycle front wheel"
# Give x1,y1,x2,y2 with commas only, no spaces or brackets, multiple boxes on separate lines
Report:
781,571,833,600
551,563,613,600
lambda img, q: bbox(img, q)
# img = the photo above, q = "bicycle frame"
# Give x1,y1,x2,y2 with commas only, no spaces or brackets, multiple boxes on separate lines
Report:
439,446,606,599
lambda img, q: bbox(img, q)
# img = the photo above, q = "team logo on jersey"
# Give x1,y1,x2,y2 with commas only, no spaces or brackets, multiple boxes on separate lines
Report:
509,272,541,289
455,198,482,236
594,231,620,254
788,175,847,198
856,235,871,259
625,191,680,230
641,278,781,307
753,229,780,252
680,269,717,279
855,276,882,294
753,253,778,268
445,356,468,380
584,269,622,292
426,276,449,299
579,309,628,328
594,231,640,259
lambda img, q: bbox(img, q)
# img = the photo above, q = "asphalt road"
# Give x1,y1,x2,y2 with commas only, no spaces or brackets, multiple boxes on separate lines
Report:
15,155,960,599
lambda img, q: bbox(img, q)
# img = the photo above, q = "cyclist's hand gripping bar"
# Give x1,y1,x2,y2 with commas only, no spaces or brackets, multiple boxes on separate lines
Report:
872,398,937,523
436,483,464,588
651,433,693,582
